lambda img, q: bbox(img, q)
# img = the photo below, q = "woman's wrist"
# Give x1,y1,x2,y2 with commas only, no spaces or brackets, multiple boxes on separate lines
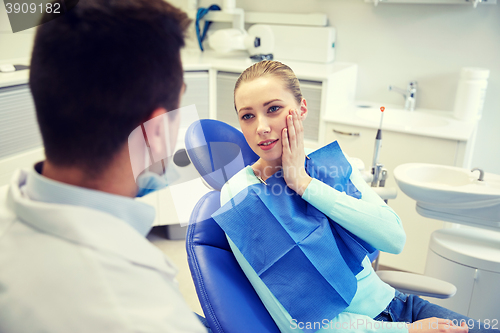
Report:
292,172,312,196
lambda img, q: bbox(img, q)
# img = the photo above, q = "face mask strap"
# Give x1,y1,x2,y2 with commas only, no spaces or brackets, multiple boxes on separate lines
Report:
140,124,155,172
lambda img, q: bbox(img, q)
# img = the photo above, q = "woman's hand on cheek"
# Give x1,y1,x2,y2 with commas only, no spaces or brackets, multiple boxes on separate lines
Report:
281,109,312,196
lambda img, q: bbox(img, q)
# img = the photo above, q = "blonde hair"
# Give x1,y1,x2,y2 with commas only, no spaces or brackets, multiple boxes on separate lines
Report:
234,61,302,111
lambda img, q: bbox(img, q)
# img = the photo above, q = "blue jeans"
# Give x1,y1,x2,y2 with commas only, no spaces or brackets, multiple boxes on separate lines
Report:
374,290,499,333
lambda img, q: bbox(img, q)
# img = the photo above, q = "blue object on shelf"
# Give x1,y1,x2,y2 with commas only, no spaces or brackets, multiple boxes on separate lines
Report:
195,5,221,52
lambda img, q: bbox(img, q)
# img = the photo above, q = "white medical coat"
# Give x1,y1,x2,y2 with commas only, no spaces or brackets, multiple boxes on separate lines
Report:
0,169,206,333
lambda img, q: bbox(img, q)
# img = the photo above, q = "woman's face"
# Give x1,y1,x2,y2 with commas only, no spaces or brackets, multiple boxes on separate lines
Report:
234,75,306,166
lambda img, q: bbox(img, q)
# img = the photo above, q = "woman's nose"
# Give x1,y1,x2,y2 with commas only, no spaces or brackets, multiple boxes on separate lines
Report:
256,117,271,135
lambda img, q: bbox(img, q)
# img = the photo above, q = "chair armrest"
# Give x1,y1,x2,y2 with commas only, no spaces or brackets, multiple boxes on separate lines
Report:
372,187,398,200
376,270,457,299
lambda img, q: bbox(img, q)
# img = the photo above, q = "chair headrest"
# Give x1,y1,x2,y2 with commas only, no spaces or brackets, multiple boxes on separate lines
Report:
185,119,259,191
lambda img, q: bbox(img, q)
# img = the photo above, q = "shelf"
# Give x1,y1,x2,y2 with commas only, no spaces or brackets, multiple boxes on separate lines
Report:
203,11,327,26
365,0,496,6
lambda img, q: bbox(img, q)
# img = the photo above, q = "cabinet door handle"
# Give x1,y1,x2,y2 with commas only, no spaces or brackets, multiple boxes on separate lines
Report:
332,129,361,136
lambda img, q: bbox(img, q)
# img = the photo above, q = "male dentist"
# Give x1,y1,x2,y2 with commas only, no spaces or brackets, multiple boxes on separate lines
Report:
0,0,208,332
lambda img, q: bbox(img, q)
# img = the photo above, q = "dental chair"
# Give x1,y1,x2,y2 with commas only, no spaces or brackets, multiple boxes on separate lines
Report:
185,119,456,333
184,119,279,332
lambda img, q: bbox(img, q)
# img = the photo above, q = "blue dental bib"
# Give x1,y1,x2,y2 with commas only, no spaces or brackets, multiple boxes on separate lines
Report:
212,141,376,328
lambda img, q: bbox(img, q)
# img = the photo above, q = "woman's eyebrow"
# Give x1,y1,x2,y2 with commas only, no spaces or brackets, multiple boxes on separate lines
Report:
238,99,282,113
238,106,253,113
263,99,282,106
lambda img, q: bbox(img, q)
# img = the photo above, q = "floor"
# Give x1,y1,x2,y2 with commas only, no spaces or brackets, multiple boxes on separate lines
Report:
147,226,203,315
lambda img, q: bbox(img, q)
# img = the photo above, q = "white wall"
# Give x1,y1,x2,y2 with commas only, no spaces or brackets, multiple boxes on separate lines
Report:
0,32,35,60
3,1,498,174
200,0,500,174
0,5,36,60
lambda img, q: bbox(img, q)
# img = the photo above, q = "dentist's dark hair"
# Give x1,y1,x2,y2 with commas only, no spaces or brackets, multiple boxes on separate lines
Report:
234,60,303,112
29,0,190,175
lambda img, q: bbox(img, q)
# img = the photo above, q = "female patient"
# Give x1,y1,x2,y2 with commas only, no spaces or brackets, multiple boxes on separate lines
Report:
213,61,497,333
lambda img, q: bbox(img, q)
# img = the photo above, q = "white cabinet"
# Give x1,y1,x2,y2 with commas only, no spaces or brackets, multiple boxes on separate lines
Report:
0,84,41,160
323,122,467,273
425,240,500,322
298,80,323,142
0,84,43,186
468,269,500,322
216,71,240,129
181,71,210,119
425,249,477,316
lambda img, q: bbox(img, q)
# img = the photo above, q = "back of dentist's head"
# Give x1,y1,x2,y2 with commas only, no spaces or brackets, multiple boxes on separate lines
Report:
233,60,303,110
29,0,190,177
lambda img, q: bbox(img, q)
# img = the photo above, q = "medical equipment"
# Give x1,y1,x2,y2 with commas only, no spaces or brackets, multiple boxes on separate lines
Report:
199,3,335,62
196,2,275,60
265,25,336,63
195,5,221,52
371,106,388,188
208,24,275,60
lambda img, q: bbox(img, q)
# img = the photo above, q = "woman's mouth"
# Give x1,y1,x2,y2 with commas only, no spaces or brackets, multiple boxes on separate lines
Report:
258,139,279,151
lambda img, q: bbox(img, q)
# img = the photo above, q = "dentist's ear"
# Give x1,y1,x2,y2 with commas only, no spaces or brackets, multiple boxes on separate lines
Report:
142,108,169,164
143,84,184,165
299,98,308,121
146,107,167,142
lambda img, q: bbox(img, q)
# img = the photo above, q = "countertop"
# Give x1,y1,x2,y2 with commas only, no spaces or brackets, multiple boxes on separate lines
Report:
0,49,355,89
180,49,354,81
323,101,476,142
0,57,30,88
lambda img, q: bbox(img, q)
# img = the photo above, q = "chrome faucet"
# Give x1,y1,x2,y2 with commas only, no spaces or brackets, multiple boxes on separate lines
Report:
389,81,418,111
471,167,484,181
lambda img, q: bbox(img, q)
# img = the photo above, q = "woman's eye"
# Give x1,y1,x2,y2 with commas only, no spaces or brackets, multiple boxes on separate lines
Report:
268,105,281,113
241,114,253,120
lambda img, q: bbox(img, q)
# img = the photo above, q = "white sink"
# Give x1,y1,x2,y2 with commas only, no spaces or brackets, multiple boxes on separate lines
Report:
355,107,449,128
394,163,500,229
